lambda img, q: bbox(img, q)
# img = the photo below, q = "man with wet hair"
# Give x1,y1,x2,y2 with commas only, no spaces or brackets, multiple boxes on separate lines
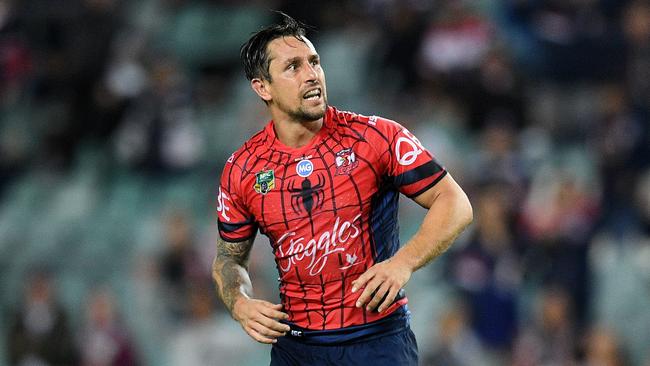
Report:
213,13,473,365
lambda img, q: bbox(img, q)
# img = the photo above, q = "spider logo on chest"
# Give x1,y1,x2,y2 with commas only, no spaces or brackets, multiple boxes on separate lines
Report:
288,173,326,215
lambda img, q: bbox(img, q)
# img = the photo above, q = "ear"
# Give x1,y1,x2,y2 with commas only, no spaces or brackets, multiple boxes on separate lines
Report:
251,78,272,102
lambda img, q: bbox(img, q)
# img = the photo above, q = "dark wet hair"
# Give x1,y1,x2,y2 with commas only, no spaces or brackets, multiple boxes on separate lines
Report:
240,12,308,82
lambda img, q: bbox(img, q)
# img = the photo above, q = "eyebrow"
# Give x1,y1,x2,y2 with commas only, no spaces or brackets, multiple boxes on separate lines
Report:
283,53,319,64
283,56,302,65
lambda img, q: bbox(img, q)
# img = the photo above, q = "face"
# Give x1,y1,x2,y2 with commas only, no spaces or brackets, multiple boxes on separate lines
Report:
253,36,328,123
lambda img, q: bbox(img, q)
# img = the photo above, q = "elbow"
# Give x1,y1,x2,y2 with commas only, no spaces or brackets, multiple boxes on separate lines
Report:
458,190,474,230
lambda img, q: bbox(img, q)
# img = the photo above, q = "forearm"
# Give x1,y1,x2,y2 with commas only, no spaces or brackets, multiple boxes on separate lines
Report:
212,237,255,315
212,258,254,313
212,237,289,344
393,185,473,272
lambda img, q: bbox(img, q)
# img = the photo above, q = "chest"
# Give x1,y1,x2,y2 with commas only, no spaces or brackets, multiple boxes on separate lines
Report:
240,139,382,238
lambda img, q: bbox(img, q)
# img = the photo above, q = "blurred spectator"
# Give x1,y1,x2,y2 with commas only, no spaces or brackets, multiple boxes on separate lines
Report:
618,0,650,226
0,0,31,101
507,0,624,81
448,184,521,353
622,0,650,111
588,169,650,365
463,48,527,132
418,2,493,86
12,0,125,170
0,0,32,194
65,0,125,143
78,287,139,366
370,1,428,95
113,57,203,175
6,269,79,365
512,286,576,366
521,168,600,327
590,84,646,233
467,122,527,194
422,301,488,366
157,210,208,322
581,327,626,366
507,0,627,143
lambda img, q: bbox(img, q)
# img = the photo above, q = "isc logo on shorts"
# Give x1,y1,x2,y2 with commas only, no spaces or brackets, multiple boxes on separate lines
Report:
290,330,303,337
296,159,313,177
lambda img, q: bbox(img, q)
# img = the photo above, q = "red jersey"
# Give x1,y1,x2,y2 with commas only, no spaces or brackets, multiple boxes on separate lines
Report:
217,106,446,342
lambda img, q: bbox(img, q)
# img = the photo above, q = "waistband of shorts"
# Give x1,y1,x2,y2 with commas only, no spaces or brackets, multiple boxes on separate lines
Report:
282,305,411,345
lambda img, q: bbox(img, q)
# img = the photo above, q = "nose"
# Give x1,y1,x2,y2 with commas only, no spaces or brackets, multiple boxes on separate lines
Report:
304,64,318,83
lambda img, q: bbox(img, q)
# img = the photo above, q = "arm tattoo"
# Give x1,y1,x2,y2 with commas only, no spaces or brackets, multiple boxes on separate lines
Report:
212,236,255,315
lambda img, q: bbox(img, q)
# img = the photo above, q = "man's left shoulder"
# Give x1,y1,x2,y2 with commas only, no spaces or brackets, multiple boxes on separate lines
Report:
329,107,393,135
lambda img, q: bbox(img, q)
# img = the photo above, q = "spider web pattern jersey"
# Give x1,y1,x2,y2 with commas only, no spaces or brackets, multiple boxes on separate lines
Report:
217,106,447,343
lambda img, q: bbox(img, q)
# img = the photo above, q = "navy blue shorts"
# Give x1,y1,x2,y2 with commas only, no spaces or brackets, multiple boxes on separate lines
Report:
270,327,418,366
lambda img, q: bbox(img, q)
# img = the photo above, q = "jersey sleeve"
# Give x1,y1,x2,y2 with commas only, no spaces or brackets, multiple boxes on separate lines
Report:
374,117,447,197
217,158,258,242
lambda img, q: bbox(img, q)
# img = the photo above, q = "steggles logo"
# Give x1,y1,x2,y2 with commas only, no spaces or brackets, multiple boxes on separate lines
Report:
276,214,362,276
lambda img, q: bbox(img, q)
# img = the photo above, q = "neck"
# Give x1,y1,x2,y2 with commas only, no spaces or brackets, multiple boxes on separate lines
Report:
272,116,324,148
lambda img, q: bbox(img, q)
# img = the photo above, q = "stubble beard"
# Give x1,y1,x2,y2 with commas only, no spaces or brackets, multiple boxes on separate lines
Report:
285,97,328,123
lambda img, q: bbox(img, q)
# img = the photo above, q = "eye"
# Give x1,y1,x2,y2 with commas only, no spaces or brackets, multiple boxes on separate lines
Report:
311,59,320,66
287,63,297,71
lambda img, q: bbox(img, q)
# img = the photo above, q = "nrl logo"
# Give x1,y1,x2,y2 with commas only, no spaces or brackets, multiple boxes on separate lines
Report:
254,169,275,194
335,148,359,175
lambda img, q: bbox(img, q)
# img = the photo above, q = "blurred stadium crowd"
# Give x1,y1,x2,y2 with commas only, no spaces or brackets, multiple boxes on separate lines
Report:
0,0,649,365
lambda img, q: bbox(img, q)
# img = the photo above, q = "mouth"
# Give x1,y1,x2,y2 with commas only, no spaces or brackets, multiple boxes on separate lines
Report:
302,88,322,101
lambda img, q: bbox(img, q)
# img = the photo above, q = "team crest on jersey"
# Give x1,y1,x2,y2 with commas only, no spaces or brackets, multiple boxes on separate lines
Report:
335,148,359,175
254,169,275,194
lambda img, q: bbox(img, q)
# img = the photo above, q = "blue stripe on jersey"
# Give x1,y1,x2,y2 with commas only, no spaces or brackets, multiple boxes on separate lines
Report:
369,187,401,263
392,160,443,187
218,220,258,242
407,170,448,198
281,305,410,345
218,219,255,233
